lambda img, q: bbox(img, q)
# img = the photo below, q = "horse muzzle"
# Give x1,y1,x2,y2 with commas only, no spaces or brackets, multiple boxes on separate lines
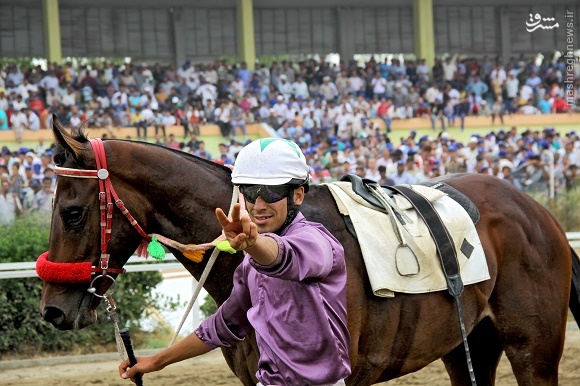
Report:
40,283,98,330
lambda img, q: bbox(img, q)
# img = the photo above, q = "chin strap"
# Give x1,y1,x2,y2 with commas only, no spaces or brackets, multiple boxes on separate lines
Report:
276,188,300,236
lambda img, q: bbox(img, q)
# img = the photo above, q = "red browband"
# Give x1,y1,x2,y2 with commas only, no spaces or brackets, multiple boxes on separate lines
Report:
36,251,126,284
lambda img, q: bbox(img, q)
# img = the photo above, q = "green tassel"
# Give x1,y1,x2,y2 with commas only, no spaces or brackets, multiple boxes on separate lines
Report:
215,240,237,254
147,237,166,260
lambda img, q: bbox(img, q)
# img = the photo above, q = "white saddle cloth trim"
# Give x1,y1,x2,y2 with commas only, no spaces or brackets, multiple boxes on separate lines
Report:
325,182,490,297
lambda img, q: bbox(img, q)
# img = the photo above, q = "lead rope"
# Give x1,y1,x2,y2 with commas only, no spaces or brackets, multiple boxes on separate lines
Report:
168,185,241,347
104,294,128,362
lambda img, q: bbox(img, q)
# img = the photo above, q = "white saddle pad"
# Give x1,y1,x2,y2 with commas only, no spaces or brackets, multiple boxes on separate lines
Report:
324,182,490,297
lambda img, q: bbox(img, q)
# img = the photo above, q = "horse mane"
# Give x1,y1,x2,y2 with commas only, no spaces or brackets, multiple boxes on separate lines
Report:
53,126,232,176
124,140,233,175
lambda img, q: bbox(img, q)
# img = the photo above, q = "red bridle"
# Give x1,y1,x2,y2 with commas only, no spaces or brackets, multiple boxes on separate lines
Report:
36,138,150,289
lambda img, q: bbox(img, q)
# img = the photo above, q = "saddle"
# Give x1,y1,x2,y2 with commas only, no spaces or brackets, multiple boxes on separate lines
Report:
324,175,489,297
336,175,484,382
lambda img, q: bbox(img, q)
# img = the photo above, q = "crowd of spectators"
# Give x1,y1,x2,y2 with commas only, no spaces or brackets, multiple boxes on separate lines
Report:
0,53,579,144
1,123,579,225
0,138,55,224
1,54,579,224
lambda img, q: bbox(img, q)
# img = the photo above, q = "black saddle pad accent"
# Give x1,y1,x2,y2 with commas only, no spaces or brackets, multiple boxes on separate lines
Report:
418,181,480,225
339,174,480,225
339,174,392,209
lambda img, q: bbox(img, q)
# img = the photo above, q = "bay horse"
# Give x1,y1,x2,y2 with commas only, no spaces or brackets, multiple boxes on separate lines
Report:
40,121,580,386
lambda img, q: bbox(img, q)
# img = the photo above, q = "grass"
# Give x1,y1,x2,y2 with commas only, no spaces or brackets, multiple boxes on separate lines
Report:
389,123,580,145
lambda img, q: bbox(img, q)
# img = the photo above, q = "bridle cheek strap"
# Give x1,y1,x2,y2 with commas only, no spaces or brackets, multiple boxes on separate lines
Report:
89,138,150,273
36,251,126,284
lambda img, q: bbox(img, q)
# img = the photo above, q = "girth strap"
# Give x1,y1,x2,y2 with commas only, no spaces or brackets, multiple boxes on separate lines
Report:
388,184,477,386
387,185,463,297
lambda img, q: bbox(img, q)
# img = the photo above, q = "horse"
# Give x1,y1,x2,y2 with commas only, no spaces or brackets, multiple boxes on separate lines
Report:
40,120,580,386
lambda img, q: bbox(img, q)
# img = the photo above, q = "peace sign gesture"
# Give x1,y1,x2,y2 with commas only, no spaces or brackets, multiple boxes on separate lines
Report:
216,203,258,251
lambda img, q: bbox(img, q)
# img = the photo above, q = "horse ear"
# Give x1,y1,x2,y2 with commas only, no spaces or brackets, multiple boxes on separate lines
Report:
52,114,84,159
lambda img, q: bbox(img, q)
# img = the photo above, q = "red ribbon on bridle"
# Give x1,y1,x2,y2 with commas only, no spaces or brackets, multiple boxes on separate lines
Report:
36,138,150,286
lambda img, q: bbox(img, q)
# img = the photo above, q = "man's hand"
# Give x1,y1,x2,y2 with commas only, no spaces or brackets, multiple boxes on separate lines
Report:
216,203,258,251
119,355,162,383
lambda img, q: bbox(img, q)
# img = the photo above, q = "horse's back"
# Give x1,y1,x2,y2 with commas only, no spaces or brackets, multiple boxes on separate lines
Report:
305,176,571,385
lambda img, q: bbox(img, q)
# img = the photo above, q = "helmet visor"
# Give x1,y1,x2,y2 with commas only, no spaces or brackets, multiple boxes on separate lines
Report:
240,185,291,204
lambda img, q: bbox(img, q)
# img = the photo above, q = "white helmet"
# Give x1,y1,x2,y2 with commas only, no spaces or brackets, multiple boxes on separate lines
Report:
232,138,309,186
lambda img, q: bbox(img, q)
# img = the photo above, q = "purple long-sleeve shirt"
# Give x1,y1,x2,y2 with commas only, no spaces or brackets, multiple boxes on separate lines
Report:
195,213,351,385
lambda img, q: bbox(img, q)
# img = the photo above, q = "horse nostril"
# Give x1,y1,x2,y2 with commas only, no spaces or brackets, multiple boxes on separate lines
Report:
42,306,66,326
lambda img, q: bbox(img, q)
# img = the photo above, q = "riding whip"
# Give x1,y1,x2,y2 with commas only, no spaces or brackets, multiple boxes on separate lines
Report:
120,328,144,386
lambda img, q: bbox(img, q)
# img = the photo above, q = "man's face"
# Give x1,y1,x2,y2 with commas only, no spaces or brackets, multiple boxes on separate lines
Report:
246,186,304,234
43,179,52,192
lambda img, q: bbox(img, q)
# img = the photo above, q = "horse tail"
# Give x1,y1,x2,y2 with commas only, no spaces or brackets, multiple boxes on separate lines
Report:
570,247,580,328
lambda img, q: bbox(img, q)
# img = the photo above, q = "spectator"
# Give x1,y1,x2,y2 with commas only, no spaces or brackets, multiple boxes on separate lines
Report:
34,176,54,213
391,159,416,184
194,140,212,160
10,107,27,143
292,76,309,100
230,101,246,141
132,107,148,140
443,56,457,82
214,101,232,138
277,75,293,101
165,133,180,150
13,95,27,111
552,95,569,113
319,76,339,102
0,103,8,130
24,108,40,131
538,94,553,114
465,76,489,98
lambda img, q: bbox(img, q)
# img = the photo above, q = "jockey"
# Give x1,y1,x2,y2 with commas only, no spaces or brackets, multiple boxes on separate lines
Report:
232,137,311,234
120,138,351,386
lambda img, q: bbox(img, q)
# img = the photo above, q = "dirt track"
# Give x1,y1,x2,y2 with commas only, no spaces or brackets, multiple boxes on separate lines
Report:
2,326,579,386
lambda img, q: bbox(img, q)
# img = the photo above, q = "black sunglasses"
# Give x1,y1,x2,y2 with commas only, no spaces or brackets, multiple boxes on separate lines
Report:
239,185,292,204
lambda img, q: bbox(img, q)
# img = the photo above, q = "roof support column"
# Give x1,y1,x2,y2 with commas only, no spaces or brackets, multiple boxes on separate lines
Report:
238,0,256,70
42,0,62,63
413,0,435,68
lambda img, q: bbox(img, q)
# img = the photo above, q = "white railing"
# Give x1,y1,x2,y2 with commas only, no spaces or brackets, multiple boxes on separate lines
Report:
2,233,580,280
0,254,183,280
568,232,580,251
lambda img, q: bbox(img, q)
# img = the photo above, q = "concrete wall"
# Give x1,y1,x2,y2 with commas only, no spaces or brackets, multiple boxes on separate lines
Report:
0,0,578,61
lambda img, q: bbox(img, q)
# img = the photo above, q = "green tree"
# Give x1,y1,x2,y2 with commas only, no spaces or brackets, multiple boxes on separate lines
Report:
0,214,177,358
200,293,218,318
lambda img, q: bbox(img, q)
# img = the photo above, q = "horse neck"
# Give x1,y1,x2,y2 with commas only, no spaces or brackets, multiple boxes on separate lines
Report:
109,141,242,303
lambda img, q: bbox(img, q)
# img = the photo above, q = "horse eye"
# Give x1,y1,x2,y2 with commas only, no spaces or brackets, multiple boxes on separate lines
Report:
61,207,84,226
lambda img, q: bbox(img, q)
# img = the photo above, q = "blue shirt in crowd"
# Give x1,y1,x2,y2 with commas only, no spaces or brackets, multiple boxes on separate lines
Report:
0,110,8,129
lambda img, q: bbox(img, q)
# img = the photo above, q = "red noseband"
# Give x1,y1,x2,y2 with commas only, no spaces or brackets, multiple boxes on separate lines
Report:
36,251,126,284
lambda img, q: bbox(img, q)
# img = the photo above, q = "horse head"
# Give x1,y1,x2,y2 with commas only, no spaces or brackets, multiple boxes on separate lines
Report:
39,119,152,330
39,117,240,331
